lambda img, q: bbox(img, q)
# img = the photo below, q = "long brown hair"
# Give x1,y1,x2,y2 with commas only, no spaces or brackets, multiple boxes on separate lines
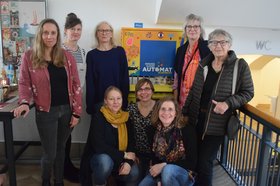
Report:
151,96,187,128
32,18,65,68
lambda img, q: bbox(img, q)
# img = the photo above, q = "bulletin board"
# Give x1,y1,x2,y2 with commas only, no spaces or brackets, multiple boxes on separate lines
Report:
0,0,46,85
121,27,183,101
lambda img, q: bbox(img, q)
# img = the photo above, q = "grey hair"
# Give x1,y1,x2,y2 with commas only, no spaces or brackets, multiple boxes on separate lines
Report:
183,13,205,39
94,21,116,48
208,29,233,46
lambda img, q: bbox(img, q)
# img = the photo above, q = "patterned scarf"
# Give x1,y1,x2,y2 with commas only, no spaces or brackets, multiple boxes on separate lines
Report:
100,106,129,151
179,41,200,108
152,124,186,162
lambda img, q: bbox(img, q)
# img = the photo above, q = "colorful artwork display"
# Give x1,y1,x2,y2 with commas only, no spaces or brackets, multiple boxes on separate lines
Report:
0,0,46,85
121,27,183,87
121,28,182,77
1,0,45,65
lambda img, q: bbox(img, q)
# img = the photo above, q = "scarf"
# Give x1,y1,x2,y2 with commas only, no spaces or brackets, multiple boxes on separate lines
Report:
100,106,129,151
179,41,200,108
152,124,186,162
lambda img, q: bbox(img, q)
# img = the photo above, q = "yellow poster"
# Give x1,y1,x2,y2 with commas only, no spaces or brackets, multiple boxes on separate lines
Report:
121,27,183,77
121,27,183,97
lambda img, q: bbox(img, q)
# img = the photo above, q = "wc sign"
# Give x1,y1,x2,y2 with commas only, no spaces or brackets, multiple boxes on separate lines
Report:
256,40,271,50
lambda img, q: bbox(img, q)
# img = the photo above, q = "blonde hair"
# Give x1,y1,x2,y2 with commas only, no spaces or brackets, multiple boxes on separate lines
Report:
32,18,65,68
182,13,205,39
94,21,116,48
104,86,122,99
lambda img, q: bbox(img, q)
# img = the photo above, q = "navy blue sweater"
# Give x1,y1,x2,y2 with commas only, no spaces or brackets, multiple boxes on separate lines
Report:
85,46,129,114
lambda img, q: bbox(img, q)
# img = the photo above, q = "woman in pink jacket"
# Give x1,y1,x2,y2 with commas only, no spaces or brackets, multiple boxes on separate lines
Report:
13,18,82,186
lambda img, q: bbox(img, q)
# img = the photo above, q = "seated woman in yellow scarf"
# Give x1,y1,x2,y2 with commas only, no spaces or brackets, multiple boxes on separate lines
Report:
80,86,139,186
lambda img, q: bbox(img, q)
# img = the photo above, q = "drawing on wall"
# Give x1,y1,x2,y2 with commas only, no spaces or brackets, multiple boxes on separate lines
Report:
0,0,46,85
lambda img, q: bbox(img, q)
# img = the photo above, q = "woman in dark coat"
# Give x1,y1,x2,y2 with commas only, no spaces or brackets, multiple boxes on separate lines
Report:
80,86,139,186
182,29,254,186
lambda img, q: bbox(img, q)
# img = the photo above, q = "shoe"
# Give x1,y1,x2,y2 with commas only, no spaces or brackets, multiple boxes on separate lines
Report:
54,182,64,186
64,165,80,183
42,180,51,186
54,180,64,186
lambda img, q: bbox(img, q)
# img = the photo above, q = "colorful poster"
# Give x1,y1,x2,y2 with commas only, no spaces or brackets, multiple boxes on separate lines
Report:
140,40,176,77
1,0,46,64
121,28,183,79
0,0,46,85
0,1,10,14
1,15,10,28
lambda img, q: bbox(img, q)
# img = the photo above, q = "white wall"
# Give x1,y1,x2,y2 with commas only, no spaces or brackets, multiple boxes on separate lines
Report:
1,0,280,142
47,0,162,51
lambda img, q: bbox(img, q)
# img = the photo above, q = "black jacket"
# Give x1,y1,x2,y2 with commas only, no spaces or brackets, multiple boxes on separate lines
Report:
182,50,254,136
80,109,135,186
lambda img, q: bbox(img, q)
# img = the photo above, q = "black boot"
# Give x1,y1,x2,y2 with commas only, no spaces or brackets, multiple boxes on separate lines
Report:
42,180,51,186
54,182,64,186
54,179,64,186
64,135,80,183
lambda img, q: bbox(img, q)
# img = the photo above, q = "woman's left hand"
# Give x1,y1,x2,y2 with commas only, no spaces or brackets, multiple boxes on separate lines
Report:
119,162,131,175
212,100,229,115
69,116,79,128
149,163,166,177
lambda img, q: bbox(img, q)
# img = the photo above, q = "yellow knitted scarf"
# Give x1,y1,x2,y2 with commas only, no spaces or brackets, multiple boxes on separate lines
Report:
100,106,129,151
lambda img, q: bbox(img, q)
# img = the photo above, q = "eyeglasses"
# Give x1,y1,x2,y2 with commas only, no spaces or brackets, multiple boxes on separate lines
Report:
138,87,152,92
209,40,229,47
97,29,112,34
185,25,201,30
160,107,175,113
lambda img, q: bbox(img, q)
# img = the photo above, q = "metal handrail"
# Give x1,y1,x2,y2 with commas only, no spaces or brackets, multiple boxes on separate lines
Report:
219,104,280,186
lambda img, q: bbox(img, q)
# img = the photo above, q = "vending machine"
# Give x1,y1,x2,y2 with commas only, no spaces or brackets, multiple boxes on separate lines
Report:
121,27,183,102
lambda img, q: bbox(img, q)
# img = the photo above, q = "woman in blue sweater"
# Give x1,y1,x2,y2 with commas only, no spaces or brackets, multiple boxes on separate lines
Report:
86,21,129,115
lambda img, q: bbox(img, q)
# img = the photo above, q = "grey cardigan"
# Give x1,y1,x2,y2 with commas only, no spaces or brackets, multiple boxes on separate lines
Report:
182,50,254,137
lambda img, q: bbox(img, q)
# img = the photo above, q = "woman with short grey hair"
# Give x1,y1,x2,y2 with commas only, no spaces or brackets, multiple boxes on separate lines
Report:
182,29,254,185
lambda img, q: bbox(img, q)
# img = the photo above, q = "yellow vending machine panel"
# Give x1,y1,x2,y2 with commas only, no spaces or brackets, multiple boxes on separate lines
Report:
121,27,183,102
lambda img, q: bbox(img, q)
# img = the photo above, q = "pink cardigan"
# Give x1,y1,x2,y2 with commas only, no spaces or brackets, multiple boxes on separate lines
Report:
18,49,82,116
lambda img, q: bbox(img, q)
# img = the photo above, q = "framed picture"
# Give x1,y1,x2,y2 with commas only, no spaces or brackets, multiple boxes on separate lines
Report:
0,0,47,85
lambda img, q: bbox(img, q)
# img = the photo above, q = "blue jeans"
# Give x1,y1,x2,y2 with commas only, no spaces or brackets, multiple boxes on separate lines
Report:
139,164,194,186
90,153,139,185
36,105,72,183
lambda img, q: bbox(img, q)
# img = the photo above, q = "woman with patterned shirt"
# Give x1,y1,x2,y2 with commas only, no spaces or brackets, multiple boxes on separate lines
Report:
139,96,197,186
127,78,156,182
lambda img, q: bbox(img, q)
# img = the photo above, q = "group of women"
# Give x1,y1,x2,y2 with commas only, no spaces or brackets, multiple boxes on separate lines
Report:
11,12,254,186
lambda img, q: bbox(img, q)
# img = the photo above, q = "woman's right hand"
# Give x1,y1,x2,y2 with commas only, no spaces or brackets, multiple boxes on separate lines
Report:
124,152,136,161
12,104,30,118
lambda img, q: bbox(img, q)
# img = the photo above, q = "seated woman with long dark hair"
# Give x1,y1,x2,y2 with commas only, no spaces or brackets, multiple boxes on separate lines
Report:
139,96,197,186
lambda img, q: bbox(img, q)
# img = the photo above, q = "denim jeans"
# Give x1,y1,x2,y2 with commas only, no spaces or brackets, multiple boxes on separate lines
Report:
90,153,139,185
139,164,194,186
36,105,72,183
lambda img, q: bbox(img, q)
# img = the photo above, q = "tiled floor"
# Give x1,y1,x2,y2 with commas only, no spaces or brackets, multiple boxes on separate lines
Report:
3,164,80,186
0,161,237,186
